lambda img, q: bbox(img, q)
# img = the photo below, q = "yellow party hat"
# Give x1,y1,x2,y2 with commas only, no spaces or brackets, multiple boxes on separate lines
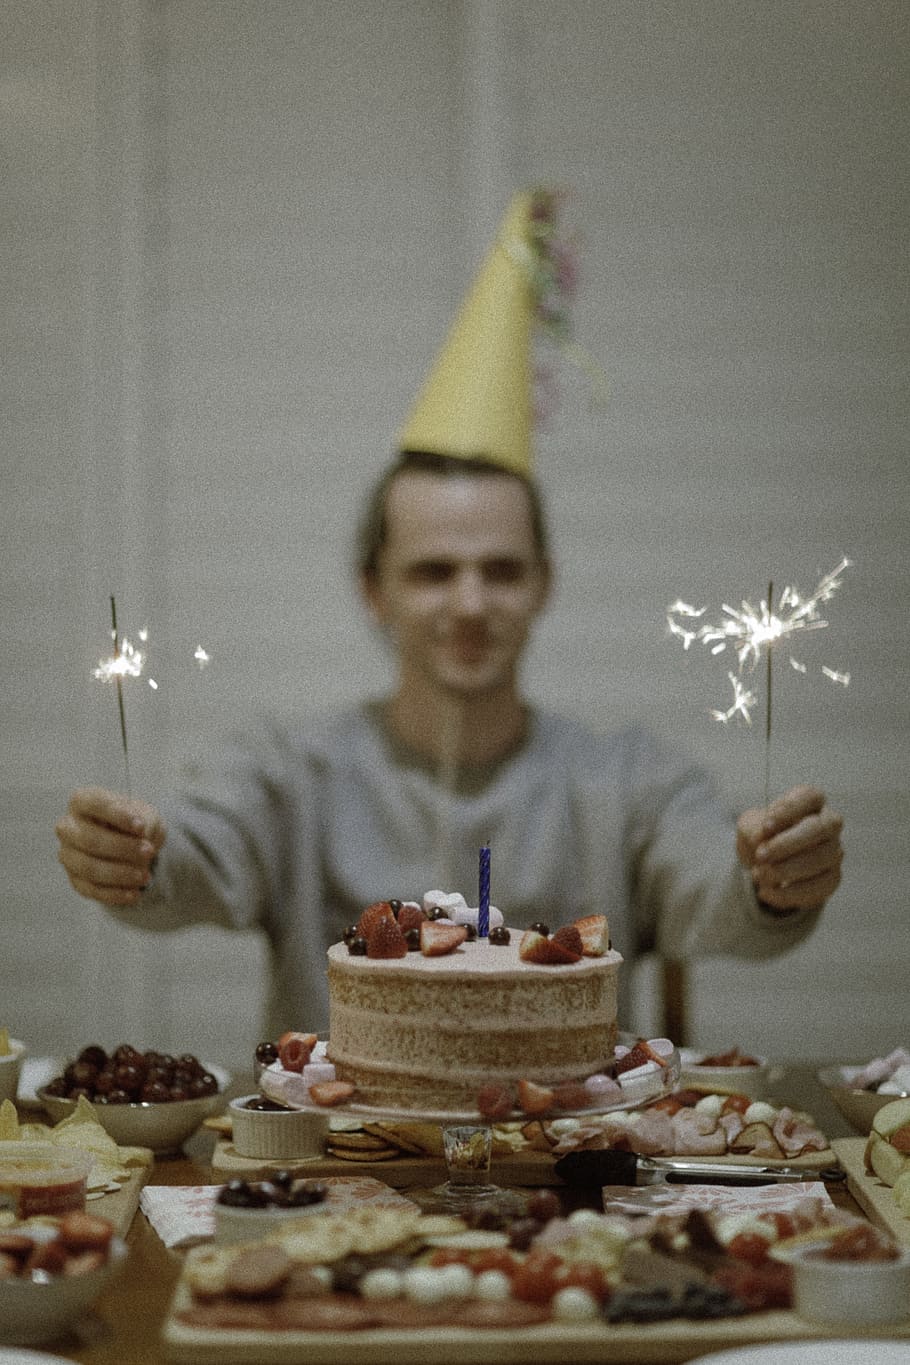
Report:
399,189,572,477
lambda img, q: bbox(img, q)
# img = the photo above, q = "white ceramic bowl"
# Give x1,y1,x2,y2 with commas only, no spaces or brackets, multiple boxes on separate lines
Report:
0,1039,27,1104
37,1064,230,1154
215,1187,330,1245
786,1242,910,1327
0,1224,128,1346
818,1064,910,1135
679,1049,769,1099
228,1094,329,1161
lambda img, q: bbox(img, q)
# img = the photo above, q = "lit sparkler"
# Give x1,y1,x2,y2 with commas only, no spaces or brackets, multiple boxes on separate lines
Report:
92,597,153,793
93,604,212,792
667,558,851,803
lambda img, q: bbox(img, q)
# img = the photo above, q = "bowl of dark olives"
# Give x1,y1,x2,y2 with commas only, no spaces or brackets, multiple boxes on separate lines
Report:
37,1044,230,1153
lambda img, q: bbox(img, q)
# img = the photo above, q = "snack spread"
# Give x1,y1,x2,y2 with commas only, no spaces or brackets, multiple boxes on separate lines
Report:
173,1189,895,1335
325,894,621,1111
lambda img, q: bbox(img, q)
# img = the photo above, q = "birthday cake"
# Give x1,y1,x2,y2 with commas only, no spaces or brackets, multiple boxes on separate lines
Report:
324,896,622,1113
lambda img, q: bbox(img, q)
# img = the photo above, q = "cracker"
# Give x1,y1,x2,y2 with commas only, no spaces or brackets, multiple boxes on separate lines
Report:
326,1131,395,1152
184,1245,235,1298
364,1122,445,1157
344,1206,423,1255
326,1145,398,1162
272,1214,355,1264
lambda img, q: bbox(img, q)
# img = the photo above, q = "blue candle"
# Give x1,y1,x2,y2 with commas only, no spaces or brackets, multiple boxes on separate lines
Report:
478,844,490,939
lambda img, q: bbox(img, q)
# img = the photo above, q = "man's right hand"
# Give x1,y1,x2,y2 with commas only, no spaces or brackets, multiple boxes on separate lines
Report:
55,787,166,907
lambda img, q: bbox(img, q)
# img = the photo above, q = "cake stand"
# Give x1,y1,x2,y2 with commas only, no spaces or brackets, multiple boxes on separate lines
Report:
260,1037,681,1213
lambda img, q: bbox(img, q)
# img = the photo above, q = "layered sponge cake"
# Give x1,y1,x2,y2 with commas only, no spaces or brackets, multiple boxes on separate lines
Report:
325,927,621,1113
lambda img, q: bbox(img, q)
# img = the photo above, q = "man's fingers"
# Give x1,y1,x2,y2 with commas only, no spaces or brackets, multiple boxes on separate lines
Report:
67,873,144,908
57,843,151,891
761,784,826,836
753,834,844,892
55,812,155,867
68,786,155,838
756,808,843,866
754,867,842,913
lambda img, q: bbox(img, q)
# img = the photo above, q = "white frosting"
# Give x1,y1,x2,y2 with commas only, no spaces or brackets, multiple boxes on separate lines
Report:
422,889,504,931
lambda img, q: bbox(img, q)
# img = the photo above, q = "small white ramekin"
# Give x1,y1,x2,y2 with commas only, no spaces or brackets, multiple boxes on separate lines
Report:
214,1195,329,1245
789,1244,910,1327
228,1094,329,1160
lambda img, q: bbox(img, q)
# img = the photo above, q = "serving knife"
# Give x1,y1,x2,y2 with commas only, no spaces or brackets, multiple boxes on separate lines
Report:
554,1149,845,1187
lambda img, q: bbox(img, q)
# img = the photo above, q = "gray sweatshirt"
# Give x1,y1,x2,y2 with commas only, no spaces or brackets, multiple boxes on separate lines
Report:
109,702,819,1035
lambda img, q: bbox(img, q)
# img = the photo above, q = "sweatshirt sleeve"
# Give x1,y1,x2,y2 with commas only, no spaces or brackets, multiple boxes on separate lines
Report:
104,719,298,938
624,727,821,962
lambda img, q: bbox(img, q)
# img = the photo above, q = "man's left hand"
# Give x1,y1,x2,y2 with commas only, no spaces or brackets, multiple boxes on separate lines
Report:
736,784,843,913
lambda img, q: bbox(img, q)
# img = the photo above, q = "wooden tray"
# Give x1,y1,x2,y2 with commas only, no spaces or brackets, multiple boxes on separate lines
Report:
89,1160,153,1237
834,1136,910,1247
211,1139,559,1187
162,1290,910,1364
211,1138,838,1188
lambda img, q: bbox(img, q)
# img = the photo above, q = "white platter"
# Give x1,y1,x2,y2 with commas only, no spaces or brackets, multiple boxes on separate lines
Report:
260,1037,681,1125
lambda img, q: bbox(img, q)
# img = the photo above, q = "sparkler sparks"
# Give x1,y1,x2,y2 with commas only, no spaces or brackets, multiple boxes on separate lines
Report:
711,673,758,725
667,557,852,722
93,600,212,792
667,558,852,805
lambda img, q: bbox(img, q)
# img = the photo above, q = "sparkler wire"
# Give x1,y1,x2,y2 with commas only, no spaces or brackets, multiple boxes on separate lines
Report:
109,595,131,796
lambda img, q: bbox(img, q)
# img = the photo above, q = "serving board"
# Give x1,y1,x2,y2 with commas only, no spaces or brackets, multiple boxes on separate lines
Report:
834,1136,910,1247
88,1159,154,1237
162,1293,910,1364
211,1139,838,1189
211,1139,559,1187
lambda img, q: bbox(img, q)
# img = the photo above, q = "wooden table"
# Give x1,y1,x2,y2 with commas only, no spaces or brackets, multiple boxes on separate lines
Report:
24,1066,896,1364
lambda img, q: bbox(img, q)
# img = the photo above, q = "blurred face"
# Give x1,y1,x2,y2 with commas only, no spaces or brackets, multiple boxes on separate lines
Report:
364,469,551,699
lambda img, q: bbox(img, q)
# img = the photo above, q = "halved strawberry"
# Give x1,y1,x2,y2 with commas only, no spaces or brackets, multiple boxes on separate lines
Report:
356,900,398,939
614,1039,668,1074
366,916,408,959
277,1031,318,1072
519,929,581,965
420,921,468,956
397,903,427,935
517,1078,556,1115
518,930,553,963
476,1082,515,1120
551,1081,591,1110
550,925,584,961
573,913,610,957
308,1080,355,1107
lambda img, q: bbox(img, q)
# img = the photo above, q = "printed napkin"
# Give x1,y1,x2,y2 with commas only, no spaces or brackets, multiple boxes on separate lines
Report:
602,1179,835,1218
140,1176,417,1249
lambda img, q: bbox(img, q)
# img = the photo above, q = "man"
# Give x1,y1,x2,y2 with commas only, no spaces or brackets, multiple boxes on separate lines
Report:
54,191,843,1034
55,450,842,1033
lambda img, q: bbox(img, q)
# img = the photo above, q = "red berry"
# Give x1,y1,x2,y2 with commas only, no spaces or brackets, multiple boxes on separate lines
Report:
727,1233,772,1265
552,1081,591,1111
308,1080,355,1107
551,924,584,960
278,1032,317,1072
366,917,408,959
517,1078,556,1115
420,921,468,956
559,1261,610,1303
356,901,397,939
396,904,427,935
510,1251,562,1304
476,1082,514,1120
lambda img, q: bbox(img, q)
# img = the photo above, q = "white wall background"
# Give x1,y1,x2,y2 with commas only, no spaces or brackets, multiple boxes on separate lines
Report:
2,0,907,1074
